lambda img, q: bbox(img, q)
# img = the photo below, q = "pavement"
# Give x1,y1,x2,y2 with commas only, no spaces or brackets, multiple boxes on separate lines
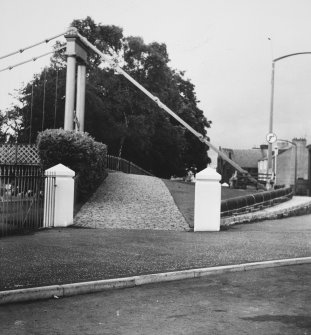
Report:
221,195,311,226
0,191,311,305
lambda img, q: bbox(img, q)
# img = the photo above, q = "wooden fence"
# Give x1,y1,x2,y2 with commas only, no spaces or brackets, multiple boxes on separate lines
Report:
0,144,40,165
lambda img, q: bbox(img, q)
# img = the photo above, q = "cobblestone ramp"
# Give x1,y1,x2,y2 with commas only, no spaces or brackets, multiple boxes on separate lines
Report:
74,172,189,231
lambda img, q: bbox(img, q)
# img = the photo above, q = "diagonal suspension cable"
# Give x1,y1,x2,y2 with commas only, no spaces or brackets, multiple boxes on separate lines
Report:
0,45,66,73
76,31,264,189
0,31,67,60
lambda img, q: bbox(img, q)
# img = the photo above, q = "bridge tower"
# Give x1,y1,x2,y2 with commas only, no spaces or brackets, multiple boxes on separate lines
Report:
64,27,88,131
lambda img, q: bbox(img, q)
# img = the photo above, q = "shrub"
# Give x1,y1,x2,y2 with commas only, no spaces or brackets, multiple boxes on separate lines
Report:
37,129,107,201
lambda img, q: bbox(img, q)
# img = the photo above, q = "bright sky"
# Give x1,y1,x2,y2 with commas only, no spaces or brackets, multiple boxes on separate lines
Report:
1,0,311,149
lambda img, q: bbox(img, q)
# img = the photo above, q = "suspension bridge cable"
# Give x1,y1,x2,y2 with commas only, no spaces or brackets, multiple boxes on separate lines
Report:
0,45,66,73
76,33,204,137
76,31,264,188
76,33,258,180
0,31,67,60
81,34,217,146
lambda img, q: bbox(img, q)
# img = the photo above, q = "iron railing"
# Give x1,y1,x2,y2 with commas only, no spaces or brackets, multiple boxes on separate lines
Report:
235,173,272,189
0,165,55,237
106,155,153,176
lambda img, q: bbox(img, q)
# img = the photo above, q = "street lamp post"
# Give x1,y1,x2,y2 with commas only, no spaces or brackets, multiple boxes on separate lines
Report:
267,52,311,186
267,62,275,177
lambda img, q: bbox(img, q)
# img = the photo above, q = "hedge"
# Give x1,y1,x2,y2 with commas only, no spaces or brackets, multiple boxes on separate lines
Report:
221,187,293,216
37,129,107,201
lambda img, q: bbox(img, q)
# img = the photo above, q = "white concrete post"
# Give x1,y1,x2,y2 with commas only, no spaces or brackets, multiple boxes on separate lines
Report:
194,167,221,231
76,64,86,131
44,164,75,227
64,55,76,130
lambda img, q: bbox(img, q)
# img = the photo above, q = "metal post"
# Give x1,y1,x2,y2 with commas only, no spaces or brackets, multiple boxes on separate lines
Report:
267,61,275,179
266,52,311,189
76,63,86,131
274,146,278,186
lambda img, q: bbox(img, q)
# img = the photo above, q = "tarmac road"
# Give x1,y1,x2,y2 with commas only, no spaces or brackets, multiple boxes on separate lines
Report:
1,214,311,292
1,264,311,335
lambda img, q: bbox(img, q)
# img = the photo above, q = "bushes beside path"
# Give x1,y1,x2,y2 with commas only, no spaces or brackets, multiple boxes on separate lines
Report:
37,129,107,201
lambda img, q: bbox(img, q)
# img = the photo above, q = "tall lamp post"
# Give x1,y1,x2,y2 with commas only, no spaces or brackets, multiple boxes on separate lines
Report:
267,52,311,184
277,139,297,195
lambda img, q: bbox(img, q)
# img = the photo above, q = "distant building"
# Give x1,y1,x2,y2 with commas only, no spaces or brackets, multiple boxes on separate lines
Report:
258,138,310,195
217,145,268,183
217,138,311,194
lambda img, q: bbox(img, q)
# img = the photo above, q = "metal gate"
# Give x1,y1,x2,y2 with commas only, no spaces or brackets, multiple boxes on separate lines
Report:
0,165,56,237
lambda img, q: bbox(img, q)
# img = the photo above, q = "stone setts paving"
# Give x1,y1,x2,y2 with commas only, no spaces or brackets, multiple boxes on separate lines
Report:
74,172,189,231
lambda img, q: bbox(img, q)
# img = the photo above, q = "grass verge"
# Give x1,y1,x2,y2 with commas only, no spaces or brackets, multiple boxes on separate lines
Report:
162,179,259,227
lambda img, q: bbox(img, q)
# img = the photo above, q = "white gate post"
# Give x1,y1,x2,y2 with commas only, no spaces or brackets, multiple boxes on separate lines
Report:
44,164,75,227
194,167,221,231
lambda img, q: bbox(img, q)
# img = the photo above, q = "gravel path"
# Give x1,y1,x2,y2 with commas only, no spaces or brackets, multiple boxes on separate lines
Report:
74,172,189,231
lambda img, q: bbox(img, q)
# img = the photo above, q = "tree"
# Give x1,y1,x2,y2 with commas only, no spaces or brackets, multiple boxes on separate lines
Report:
0,107,25,143
10,16,211,178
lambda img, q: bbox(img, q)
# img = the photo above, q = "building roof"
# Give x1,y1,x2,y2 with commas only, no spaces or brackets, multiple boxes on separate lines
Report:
220,148,264,169
232,149,263,168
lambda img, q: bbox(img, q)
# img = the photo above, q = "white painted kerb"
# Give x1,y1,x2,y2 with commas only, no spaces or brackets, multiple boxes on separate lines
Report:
194,167,221,231
45,164,75,227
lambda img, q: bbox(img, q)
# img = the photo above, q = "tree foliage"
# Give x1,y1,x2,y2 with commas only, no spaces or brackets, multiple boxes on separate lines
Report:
8,16,211,178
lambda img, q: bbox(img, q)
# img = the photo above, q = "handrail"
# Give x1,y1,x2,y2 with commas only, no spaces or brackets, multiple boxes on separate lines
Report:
106,155,153,176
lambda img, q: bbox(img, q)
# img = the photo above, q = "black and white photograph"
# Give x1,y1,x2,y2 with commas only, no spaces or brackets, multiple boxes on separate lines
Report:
0,0,311,334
